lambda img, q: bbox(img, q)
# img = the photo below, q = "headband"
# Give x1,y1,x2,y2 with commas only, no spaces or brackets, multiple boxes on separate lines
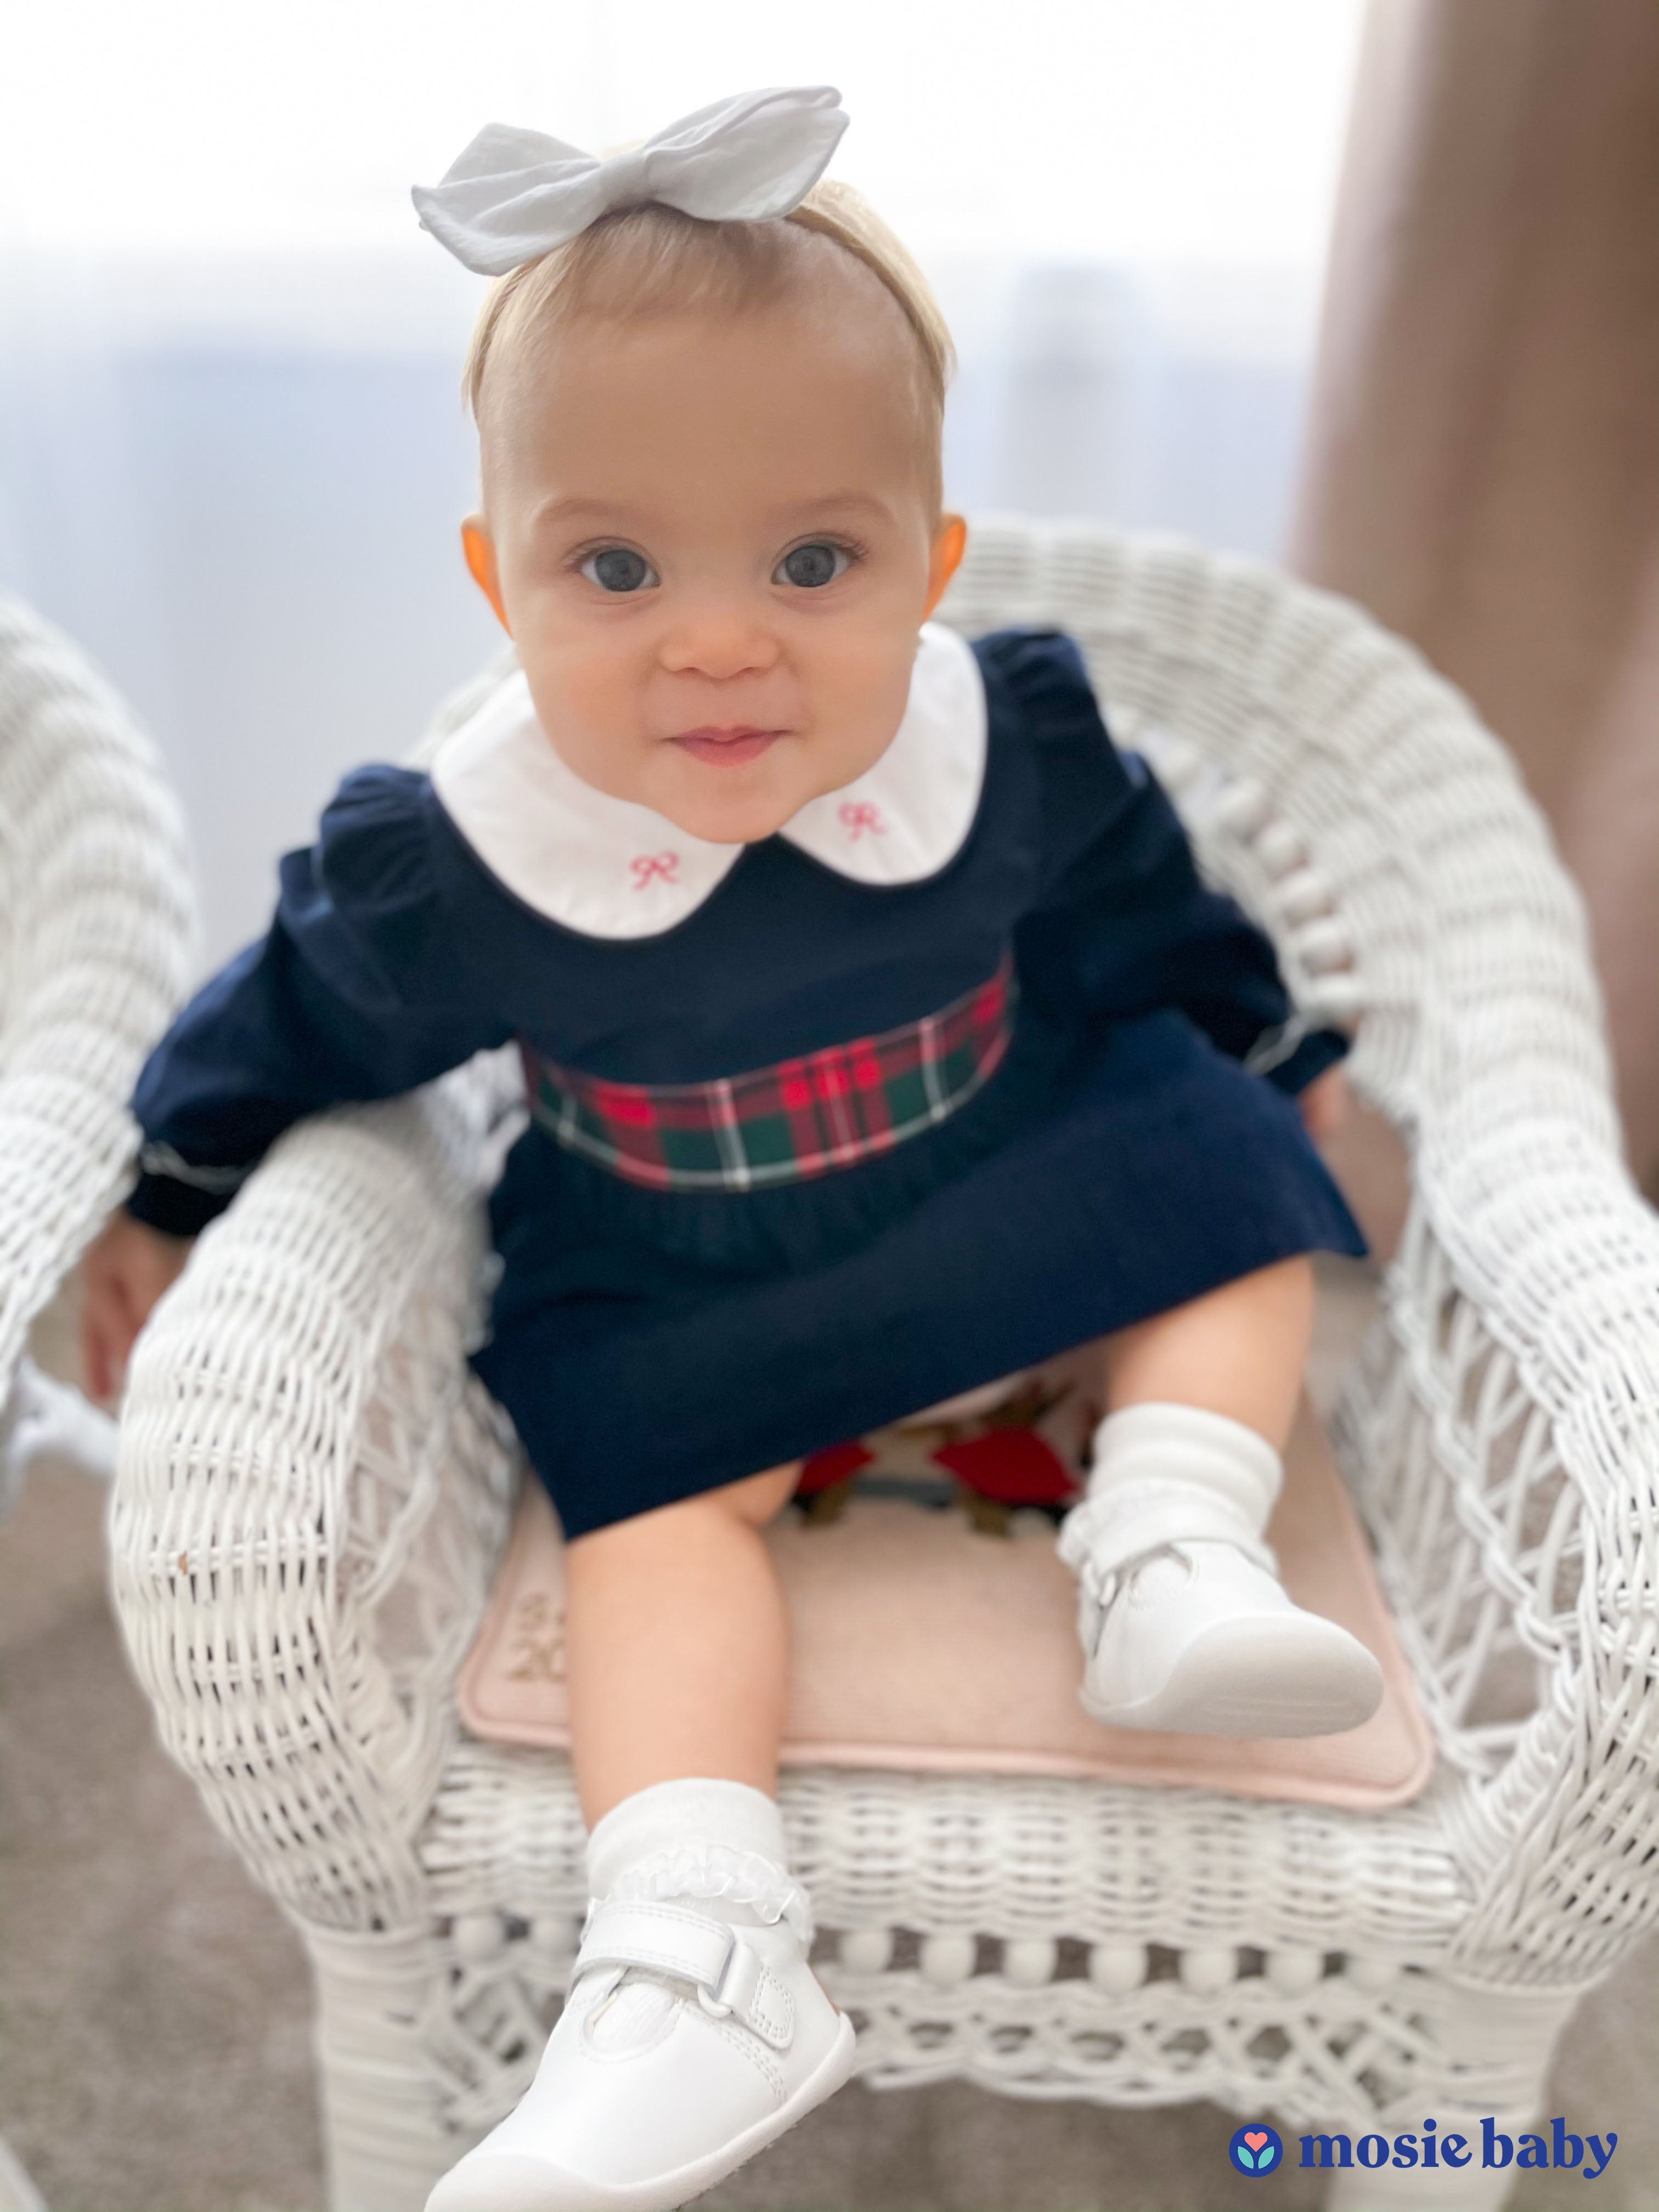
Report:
411,84,850,277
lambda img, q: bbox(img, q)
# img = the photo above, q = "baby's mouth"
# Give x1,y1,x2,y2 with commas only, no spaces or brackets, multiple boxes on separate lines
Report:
669,726,783,767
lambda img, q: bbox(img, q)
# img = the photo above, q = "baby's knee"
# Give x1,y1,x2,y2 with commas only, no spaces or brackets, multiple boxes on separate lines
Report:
567,1460,802,1568
702,1460,803,1529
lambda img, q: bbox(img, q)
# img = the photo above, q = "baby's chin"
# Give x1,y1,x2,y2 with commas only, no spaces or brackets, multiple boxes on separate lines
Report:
648,787,810,847
636,749,856,845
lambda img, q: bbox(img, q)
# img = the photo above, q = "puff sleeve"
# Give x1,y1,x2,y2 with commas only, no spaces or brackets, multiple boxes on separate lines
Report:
126,767,512,1236
998,629,1347,1094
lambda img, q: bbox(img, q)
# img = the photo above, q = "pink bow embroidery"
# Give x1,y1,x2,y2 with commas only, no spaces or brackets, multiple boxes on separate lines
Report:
839,800,885,841
630,851,680,889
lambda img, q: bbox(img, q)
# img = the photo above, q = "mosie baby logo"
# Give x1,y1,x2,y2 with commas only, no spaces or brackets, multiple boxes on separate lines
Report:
1297,2117,1618,2179
1224,2114,1620,2180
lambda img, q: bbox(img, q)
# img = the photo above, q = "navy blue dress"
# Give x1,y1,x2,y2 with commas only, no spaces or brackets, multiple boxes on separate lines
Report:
128,629,1364,1536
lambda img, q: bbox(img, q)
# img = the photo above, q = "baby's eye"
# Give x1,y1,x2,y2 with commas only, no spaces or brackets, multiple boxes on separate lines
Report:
579,546,658,594
774,541,854,590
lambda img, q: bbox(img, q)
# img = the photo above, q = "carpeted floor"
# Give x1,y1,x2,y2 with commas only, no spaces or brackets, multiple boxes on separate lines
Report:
1,1265,1654,2212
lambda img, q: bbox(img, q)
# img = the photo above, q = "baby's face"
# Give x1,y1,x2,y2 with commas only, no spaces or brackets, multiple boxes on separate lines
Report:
467,298,964,844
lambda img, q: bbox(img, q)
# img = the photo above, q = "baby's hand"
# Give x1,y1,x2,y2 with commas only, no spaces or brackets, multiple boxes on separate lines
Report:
80,1212,195,1405
1299,1066,1351,1143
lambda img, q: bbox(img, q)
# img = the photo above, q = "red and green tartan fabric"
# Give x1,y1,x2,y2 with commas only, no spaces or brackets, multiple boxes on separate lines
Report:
522,946,1017,1193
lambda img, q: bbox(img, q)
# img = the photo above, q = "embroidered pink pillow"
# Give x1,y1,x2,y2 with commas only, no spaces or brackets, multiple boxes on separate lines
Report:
460,1362,1432,1810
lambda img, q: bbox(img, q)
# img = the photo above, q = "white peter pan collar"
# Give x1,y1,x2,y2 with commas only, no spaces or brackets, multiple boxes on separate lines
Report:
430,620,987,939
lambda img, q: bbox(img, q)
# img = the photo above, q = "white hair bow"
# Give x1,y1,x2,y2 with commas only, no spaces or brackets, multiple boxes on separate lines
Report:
412,84,849,276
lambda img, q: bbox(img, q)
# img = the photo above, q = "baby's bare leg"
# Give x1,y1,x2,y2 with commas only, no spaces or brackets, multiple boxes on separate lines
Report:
562,1460,802,1829
1101,1253,1314,1450
432,1462,857,2211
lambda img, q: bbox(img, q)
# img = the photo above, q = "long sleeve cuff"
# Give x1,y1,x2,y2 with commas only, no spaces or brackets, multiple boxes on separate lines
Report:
1256,1024,1349,1097
125,1144,253,1237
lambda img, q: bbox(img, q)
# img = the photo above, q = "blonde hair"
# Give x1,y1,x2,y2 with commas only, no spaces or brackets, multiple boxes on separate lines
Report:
462,178,956,517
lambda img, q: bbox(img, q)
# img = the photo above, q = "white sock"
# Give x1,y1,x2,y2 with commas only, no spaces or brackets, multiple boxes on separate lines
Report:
1060,1402,1284,1588
585,1776,813,1943
580,1779,811,2053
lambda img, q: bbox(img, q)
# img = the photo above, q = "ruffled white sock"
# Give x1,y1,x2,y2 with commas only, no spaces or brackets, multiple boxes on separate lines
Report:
1059,1401,1284,1596
581,1779,812,2052
585,1776,813,1942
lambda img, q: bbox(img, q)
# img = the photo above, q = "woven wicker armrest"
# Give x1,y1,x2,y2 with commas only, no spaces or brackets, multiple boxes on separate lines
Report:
111,1067,518,1930
0,597,195,1391
1341,1109,1659,1983
1251,601,1659,1980
938,528,1659,1974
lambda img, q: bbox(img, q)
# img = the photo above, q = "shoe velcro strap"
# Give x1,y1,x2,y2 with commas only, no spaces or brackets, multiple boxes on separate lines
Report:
574,1899,795,2050
1058,1483,1278,1590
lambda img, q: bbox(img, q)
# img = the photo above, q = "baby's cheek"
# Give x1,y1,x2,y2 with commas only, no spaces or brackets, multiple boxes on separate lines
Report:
551,652,621,724
516,651,631,783
814,638,918,760
523,629,622,721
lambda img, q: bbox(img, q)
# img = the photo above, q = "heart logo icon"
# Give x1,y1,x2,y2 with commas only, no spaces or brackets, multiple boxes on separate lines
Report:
1231,2121,1283,2176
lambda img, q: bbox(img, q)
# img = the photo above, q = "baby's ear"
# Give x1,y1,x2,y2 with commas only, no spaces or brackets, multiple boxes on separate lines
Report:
923,514,968,618
462,516,511,633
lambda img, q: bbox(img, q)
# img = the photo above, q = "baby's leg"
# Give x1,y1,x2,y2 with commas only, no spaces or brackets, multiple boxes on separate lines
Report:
424,1461,857,2212
1059,1256,1384,1739
563,1460,800,1825
1101,1252,1314,1449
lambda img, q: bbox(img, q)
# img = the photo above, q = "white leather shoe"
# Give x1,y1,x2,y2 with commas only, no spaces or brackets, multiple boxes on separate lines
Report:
1070,1536,1385,1737
425,1894,857,2212
1059,1402,1385,1739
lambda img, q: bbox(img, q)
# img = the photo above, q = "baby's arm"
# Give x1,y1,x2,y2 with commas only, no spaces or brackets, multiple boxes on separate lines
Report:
82,771,511,1395
1297,1062,1350,1141
1029,701,1351,1108
82,1214,193,1402
1080,771,1352,1139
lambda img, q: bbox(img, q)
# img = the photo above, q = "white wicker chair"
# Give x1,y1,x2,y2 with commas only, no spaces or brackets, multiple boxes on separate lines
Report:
0,594,196,1503
0,594,196,2212
110,526,1659,2212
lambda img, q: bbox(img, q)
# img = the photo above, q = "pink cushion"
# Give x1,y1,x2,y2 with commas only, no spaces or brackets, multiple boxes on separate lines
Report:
459,1398,1433,1811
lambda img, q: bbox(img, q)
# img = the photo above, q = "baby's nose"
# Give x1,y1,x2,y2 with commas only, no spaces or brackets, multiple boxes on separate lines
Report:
659,605,782,680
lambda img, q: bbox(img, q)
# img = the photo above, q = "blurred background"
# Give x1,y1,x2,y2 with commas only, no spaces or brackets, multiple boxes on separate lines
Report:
0,0,1367,962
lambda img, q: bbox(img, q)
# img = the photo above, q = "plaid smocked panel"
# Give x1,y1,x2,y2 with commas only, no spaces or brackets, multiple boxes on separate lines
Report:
522,947,1018,1192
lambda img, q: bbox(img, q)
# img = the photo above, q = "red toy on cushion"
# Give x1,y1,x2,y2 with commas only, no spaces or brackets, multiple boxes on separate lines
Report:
793,1367,1099,1526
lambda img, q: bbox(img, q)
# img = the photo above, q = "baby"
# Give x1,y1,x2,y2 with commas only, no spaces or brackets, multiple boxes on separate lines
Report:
83,86,1382,2212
